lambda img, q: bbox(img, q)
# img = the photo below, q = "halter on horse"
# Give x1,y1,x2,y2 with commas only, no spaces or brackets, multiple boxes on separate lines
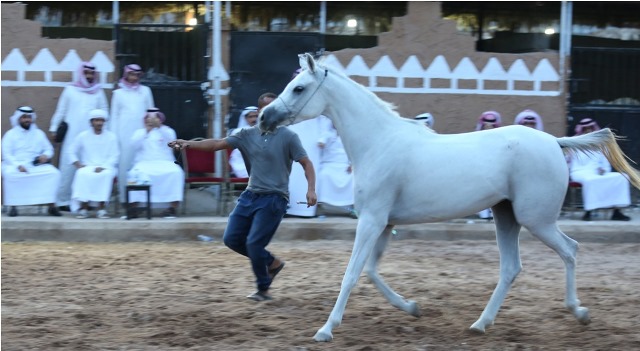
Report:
260,53,640,342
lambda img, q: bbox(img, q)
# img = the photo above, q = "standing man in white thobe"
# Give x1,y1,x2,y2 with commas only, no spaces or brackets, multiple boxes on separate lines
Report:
229,106,259,178
2,106,62,217
316,115,355,217
49,62,109,211
284,69,322,217
68,109,119,219
128,108,184,219
110,64,155,203
568,118,632,221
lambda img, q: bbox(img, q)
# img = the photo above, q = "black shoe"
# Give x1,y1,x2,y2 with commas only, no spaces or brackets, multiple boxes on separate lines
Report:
611,210,631,221
8,206,18,217
58,205,71,212
48,207,62,217
581,211,592,221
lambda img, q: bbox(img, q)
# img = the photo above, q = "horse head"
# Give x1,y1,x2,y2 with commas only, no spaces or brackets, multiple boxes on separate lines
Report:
259,53,329,133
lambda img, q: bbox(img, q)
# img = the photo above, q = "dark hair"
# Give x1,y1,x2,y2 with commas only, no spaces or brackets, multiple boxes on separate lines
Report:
258,92,277,108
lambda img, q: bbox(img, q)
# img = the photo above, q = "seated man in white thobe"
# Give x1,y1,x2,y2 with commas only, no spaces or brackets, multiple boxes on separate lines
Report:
568,118,632,221
128,108,184,218
316,115,355,217
475,111,502,220
2,106,62,217
68,109,119,219
514,109,544,131
229,106,258,178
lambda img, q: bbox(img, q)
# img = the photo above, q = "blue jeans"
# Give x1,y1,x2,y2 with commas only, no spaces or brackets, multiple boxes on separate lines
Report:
223,190,288,292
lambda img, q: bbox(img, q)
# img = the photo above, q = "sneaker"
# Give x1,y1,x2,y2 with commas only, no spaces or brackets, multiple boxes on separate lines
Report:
76,209,89,219
162,207,177,219
97,209,110,219
247,290,272,301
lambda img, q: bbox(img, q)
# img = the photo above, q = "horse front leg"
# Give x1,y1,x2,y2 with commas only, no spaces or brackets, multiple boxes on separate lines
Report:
365,225,420,317
314,214,387,342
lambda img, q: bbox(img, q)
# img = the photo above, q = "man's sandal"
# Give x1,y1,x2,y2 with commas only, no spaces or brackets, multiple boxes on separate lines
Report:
269,261,285,280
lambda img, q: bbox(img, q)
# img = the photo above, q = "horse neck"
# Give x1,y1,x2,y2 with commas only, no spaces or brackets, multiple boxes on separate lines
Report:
321,76,398,165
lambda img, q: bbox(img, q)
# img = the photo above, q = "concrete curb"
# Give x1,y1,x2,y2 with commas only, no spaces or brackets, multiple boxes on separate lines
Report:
2,215,639,243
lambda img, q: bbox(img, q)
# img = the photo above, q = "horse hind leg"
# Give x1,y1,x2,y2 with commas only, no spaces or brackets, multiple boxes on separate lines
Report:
470,200,523,333
364,225,421,317
313,214,388,342
525,223,590,325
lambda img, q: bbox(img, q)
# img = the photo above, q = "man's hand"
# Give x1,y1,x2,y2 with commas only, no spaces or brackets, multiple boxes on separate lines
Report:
37,155,49,164
74,161,85,169
168,139,190,150
94,167,105,173
145,115,161,132
49,132,57,143
18,165,27,173
305,190,318,208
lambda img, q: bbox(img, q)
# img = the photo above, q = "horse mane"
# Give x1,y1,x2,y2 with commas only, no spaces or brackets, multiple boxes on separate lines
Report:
318,58,402,119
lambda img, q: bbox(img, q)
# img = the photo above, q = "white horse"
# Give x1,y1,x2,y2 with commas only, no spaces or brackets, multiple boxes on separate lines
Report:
259,53,640,342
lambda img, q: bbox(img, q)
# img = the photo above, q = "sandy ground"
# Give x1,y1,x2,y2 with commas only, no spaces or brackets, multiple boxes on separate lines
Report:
2,239,639,351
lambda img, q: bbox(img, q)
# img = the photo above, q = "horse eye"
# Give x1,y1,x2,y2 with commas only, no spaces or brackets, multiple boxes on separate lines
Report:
293,86,304,93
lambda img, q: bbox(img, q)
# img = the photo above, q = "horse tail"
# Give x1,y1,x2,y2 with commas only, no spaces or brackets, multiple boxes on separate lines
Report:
557,128,640,190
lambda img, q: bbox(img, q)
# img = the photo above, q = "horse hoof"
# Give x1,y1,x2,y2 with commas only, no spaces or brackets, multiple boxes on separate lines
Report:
407,300,421,317
469,321,486,334
313,330,333,342
575,307,591,325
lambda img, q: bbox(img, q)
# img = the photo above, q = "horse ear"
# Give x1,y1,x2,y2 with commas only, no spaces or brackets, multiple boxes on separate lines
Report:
298,54,309,71
305,52,316,73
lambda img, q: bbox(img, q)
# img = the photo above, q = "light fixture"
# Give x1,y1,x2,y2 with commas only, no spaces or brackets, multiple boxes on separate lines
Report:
188,18,198,26
347,19,357,28
544,27,555,35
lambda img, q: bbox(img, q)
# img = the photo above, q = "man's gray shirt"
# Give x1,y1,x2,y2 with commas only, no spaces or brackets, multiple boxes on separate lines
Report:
226,125,307,200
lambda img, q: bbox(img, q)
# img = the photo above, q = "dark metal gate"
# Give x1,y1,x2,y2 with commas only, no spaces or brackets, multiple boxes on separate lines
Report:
228,32,324,129
568,47,640,166
115,24,209,140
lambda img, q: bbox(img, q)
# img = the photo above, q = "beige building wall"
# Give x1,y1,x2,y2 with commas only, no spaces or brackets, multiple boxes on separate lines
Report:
2,2,567,141
328,2,567,136
1,3,115,137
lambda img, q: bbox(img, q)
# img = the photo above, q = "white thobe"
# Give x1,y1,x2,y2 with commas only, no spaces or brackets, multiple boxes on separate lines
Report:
128,126,184,204
2,126,61,206
569,150,631,211
110,86,155,201
229,127,249,178
286,116,323,217
49,86,109,206
317,117,354,207
67,129,119,212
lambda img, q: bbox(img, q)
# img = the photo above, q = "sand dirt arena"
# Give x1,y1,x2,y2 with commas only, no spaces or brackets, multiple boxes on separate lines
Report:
2,239,639,350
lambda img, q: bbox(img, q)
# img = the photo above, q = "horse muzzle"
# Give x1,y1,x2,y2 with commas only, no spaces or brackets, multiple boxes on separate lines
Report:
258,109,285,132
